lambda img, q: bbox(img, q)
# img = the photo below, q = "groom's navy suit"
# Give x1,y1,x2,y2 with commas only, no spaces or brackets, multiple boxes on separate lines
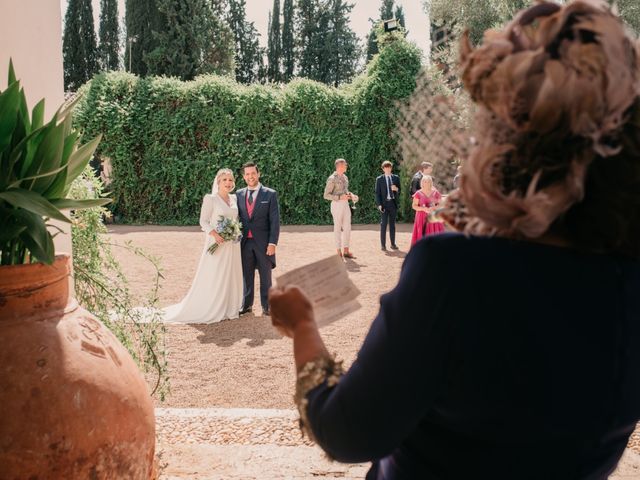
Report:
236,185,280,312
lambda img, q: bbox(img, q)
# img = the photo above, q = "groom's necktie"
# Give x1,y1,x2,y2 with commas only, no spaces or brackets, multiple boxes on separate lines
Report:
248,190,255,205
386,176,392,200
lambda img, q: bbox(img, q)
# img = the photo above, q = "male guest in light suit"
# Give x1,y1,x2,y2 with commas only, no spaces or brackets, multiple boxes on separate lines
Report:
236,161,280,316
375,161,401,251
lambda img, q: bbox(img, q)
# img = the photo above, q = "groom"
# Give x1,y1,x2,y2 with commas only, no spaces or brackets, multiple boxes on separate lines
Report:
237,161,280,316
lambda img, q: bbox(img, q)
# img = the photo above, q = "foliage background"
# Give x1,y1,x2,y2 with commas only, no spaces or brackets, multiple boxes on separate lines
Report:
70,166,169,400
74,38,423,225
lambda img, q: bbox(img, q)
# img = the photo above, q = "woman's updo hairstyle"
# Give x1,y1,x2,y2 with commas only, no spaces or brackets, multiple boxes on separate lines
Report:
443,0,640,258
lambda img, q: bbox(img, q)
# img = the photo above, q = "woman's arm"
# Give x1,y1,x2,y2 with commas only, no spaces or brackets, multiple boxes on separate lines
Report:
269,239,458,463
199,195,215,233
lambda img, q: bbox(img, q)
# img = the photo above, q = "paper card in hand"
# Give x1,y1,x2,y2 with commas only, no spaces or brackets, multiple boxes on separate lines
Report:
275,255,361,327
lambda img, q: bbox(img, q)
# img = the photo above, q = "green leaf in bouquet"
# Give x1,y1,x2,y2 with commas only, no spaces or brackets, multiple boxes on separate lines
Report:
51,198,112,210
0,188,70,223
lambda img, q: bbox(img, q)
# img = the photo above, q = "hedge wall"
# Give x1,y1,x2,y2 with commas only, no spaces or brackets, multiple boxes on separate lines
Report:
74,38,422,225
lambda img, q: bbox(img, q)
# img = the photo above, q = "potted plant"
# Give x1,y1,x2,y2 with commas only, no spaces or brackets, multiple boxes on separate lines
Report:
0,61,156,478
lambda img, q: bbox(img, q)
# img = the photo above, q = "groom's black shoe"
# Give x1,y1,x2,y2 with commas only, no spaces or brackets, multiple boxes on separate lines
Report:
239,306,252,315
390,244,399,250
262,308,271,316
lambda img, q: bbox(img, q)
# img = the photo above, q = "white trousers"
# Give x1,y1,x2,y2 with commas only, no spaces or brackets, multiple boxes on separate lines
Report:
330,200,351,249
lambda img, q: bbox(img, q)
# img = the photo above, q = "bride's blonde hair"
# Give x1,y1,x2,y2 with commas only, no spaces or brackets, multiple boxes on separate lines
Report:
211,168,235,194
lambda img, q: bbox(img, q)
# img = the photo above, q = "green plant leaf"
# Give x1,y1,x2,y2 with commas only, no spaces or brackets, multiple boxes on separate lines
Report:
17,88,30,133
0,82,21,154
20,122,51,178
8,163,68,188
13,207,52,264
51,198,112,209
19,227,53,264
7,59,17,85
66,134,102,185
31,99,45,130
0,188,70,222
29,121,65,193
0,224,26,243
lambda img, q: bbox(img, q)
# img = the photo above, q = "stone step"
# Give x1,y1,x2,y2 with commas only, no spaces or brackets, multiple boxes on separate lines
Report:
156,407,310,447
155,408,367,479
155,408,640,480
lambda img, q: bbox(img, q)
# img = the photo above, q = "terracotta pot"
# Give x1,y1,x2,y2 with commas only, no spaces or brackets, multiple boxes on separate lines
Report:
0,255,156,479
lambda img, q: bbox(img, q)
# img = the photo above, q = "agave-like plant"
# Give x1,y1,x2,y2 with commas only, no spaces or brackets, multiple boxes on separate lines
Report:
0,60,110,265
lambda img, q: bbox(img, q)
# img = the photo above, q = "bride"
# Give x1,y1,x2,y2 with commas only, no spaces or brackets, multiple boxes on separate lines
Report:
163,168,244,324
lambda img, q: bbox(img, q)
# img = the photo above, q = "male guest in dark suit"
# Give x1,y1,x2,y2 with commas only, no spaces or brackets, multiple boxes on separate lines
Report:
410,161,433,196
236,162,280,316
375,161,401,251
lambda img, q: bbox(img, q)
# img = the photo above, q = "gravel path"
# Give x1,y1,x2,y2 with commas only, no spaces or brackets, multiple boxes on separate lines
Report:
107,224,411,409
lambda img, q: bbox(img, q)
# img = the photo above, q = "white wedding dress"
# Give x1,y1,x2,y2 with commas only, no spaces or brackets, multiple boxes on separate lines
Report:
162,193,243,324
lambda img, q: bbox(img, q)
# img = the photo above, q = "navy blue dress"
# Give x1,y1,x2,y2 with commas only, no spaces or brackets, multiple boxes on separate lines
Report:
305,233,640,479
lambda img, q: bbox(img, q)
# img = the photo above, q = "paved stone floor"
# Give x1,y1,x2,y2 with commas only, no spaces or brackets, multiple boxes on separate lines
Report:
156,408,640,479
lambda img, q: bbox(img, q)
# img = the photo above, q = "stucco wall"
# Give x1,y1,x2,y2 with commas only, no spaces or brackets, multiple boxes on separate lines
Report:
0,0,72,258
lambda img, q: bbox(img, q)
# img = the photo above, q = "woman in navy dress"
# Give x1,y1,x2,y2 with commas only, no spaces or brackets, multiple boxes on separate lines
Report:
269,2,640,479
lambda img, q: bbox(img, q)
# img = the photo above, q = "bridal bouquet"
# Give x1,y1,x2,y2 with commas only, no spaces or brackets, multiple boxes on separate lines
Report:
207,216,243,254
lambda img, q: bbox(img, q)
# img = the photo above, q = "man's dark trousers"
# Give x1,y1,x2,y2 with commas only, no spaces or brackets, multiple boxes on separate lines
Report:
241,238,271,311
380,199,397,248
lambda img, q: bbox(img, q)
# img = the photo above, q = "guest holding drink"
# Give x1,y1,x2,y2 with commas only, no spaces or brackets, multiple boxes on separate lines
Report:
324,158,359,259
411,175,444,246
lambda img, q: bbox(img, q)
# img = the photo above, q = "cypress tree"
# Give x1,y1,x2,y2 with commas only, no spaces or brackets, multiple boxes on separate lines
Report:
228,0,263,83
124,0,164,76
267,0,282,82
295,0,359,86
145,0,234,80
296,0,319,79
63,0,99,91
99,0,120,71
201,0,236,76
321,0,360,87
281,0,295,81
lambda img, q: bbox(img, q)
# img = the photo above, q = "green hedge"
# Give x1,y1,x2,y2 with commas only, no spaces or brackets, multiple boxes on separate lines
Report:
74,38,422,224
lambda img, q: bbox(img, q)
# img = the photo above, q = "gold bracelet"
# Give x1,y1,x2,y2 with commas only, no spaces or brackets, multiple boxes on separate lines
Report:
294,355,345,442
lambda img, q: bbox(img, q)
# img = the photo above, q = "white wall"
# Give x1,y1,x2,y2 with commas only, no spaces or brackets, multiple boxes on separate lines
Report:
0,0,73,259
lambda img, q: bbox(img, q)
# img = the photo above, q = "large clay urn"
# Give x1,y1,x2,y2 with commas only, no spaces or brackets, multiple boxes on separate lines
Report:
0,255,156,479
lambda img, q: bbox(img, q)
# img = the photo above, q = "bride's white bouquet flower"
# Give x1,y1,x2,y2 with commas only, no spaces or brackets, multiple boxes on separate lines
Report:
207,216,243,254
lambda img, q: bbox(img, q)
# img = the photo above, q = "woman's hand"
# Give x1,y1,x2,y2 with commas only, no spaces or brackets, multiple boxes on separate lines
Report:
210,231,224,243
269,285,315,338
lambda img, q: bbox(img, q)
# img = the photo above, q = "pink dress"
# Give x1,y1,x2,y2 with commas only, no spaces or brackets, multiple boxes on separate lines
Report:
411,189,445,246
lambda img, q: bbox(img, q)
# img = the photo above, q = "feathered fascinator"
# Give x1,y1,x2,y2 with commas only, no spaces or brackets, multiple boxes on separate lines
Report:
444,0,640,238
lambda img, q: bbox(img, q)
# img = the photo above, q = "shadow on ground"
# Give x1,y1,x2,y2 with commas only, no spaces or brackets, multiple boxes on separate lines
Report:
193,316,282,348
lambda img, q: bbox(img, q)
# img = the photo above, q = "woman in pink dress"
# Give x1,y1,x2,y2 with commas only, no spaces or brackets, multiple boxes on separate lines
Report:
411,175,445,246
